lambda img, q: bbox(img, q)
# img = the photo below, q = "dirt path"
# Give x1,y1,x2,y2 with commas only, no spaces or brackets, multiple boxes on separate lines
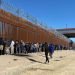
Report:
21,50,75,75
0,50,75,75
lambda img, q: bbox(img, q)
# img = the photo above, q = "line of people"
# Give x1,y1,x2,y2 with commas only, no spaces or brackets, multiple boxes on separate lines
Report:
0,38,45,55
5,40,41,55
0,37,68,56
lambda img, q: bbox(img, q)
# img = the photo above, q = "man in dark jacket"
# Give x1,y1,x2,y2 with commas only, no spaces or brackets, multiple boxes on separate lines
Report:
0,37,4,55
44,42,49,63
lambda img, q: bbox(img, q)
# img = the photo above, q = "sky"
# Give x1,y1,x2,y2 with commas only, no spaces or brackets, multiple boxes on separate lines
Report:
2,0,75,41
4,0,75,29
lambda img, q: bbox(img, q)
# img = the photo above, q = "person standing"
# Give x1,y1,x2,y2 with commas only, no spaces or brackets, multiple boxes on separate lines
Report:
0,37,4,55
48,44,54,58
10,40,15,54
44,42,49,63
14,40,19,54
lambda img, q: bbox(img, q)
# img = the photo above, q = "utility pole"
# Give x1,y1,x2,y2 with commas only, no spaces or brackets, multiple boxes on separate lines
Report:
0,0,2,8
66,24,67,29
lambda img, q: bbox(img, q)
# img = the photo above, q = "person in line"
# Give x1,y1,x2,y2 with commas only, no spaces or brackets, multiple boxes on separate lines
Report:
10,40,15,54
0,37,4,55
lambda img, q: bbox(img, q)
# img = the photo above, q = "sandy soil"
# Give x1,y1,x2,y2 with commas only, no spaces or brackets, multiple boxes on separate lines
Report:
0,50,75,75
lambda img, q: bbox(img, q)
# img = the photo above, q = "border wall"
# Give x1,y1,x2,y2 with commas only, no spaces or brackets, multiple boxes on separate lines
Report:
0,0,70,48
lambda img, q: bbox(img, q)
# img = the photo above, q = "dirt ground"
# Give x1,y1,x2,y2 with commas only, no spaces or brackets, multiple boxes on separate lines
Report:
0,50,75,75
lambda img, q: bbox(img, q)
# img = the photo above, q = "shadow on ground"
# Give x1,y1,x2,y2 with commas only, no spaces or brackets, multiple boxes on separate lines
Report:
26,57,43,64
14,54,32,57
27,67,54,72
54,59,61,61
14,54,44,64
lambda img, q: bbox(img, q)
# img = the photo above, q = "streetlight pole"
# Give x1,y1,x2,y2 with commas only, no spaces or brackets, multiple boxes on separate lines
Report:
0,0,2,9
66,24,67,29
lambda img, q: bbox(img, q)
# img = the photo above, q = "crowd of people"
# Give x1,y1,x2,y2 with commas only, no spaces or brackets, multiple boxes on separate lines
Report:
0,37,69,63
0,38,42,55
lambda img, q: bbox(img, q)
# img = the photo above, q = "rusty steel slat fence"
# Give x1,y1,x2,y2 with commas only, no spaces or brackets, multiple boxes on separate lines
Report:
0,0,70,46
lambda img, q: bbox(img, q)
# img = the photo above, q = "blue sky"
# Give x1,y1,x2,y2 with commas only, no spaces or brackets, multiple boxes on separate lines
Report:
2,0,75,41
5,0,75,29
